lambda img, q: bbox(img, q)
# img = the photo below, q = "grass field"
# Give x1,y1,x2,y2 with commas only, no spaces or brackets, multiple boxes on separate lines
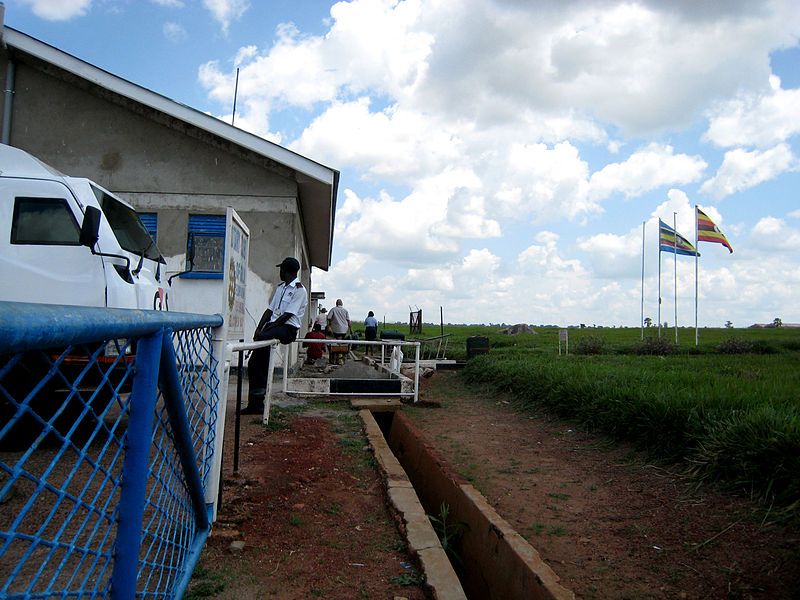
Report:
373,322,800,512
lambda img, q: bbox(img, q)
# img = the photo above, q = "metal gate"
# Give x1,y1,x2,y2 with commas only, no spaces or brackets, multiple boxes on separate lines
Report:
0,301,224,599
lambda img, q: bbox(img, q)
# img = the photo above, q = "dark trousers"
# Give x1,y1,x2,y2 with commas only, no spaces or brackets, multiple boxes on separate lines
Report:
247,323,298,404
365,326,377,354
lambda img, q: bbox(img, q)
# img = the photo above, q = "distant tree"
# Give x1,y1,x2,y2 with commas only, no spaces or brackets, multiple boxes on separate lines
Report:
725,320,733,329
644,317,653,328
773,317,783,328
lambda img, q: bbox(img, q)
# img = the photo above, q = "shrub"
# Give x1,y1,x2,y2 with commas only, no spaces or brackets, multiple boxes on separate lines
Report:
717,337,753,354
717,338,779,355
632,337,676,355
781,340,800,351
750,340,779,355
574,335,607,355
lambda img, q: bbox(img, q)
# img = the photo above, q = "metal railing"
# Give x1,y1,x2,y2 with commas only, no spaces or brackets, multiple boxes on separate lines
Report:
286,338,421,400
0,301,223,599
409,334,450,360
225,337,420,426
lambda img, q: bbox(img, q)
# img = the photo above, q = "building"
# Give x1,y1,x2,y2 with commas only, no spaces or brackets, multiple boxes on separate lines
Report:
0,18,338,343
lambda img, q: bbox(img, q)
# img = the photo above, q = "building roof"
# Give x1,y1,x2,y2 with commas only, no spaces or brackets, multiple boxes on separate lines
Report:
1,26,338,270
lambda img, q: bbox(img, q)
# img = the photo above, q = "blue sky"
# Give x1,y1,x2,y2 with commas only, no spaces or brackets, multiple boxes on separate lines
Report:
6,0,800,327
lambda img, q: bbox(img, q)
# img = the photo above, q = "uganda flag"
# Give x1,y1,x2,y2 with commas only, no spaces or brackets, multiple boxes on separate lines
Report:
659,220,699,256
696,208,733,253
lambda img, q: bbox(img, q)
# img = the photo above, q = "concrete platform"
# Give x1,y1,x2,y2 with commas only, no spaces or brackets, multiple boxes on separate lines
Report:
350,398,404,411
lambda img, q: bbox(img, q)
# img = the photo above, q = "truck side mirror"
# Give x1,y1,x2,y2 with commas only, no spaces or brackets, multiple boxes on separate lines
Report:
79,206,101,248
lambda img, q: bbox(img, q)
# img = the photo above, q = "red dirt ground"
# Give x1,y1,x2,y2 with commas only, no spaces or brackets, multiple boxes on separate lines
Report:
189,370,799,599
188,402,430,599
406,372,800,600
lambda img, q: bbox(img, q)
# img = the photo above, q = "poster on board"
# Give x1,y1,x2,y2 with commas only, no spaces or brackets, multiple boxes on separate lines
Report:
208,207,250,512
220,207,250,343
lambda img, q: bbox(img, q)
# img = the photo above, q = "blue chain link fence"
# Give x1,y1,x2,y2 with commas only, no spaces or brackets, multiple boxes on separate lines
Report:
0,302,224,599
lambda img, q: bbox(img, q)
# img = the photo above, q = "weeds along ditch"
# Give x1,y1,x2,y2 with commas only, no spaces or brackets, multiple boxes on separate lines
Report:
441,326,800,513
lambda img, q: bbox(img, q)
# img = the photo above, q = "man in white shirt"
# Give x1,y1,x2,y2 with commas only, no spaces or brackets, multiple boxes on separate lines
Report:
314,307,328,330
326,299,351,339
243,257,308,414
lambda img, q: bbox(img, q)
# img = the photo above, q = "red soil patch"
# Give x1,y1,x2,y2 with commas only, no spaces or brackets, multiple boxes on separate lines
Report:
407,372,800,600
190,407,429,599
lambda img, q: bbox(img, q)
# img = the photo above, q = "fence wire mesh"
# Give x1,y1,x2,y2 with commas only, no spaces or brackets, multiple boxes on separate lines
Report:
0,312,220,599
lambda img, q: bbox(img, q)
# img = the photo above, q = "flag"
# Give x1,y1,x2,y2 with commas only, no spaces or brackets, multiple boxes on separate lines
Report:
696,207,733,253
659,220,699,256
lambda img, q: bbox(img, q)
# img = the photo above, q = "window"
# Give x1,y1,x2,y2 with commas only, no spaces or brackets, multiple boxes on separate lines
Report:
11,197,81,245
94,186,161,261
185,214,225,278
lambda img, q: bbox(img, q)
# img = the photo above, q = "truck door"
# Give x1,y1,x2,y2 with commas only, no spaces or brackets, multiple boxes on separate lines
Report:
0,179,107,307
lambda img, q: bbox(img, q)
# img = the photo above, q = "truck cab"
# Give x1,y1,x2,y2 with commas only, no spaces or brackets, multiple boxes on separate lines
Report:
0,144,166,309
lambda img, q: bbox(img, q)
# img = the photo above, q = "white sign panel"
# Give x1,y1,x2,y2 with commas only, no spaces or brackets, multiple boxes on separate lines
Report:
209,207,249,515
221,207,250,343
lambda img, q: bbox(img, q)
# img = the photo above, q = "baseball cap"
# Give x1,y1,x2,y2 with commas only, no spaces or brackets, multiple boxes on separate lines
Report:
276,257,300,271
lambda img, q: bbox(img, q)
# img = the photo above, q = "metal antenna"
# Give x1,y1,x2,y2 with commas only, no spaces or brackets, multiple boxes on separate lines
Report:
231,67,240,126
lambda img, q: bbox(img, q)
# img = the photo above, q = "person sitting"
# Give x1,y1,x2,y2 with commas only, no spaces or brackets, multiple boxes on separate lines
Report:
242,257,307,415
304,323,326,365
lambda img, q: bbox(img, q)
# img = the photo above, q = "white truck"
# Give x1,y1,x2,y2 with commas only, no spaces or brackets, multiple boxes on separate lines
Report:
0,144,168,446
0,143,167,310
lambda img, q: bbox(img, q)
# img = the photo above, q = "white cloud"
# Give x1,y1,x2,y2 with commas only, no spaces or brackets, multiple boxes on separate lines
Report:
203,0,800,141
293,98,464,183
413,0,800,136
499,141,593,222
589,144,707,201
234,45,258,67
162,22,187,43
203,0,249,34
151,0,184,7
18,0,91,20
700,144,798,199
197,0,800,327
333,166,502,266
751,217,800,251
704,76,800,148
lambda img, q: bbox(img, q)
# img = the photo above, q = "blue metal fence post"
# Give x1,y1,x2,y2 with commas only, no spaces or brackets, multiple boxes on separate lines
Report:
159,331,212,597
110,329,163,600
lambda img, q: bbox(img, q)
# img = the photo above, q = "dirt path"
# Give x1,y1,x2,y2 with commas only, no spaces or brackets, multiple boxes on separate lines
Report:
187,396,429,600
406,372,799,600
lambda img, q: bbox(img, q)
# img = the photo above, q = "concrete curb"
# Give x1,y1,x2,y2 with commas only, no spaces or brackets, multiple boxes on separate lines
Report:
358,409,467,600
386,412,576,600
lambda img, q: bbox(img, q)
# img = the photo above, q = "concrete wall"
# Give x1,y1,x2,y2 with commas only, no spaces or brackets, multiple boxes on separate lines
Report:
0,53,315,344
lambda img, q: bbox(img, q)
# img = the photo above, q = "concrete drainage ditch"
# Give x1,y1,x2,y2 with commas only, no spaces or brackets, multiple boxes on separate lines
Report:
359,406,575,600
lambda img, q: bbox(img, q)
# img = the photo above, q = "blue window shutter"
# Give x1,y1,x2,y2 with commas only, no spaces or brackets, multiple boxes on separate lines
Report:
188,214,226,236
139,213,158,239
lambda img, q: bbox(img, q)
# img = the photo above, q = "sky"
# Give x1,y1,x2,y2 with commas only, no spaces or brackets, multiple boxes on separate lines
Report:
6,0,800,328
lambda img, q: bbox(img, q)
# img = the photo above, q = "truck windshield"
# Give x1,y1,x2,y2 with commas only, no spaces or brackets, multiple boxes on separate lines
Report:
92,186,163,262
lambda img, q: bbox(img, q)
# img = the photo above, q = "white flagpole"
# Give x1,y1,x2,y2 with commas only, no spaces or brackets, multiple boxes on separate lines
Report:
641,220,645,340
673,212,678,344
695,205,699,346
657,220,662,338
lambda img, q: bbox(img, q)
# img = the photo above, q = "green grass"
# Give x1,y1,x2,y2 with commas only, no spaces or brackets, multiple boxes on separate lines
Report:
427,324,800,511
391,321,800,361
185,567,226,599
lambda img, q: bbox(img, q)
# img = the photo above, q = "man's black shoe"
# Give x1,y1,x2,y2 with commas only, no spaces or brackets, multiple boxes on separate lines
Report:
240,403,264,415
